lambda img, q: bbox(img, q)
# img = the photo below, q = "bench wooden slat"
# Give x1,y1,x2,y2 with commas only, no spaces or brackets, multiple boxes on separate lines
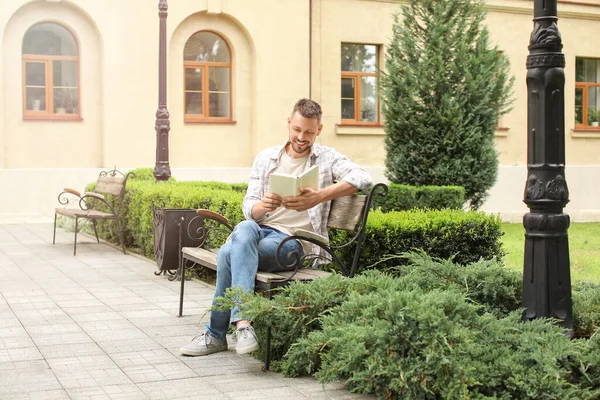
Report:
256,269,330,284
55,209,115,219
95,176,126,196
327,195,366,230
181,246,331,284
182,247,218,268
291,268,331,279
273,269,330,281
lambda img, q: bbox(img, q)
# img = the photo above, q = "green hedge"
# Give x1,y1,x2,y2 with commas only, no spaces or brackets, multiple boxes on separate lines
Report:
128,167,175,182
331,208,504,273
88,173,246,258
87,174,500,271
125,181,245,257
371,183,465,212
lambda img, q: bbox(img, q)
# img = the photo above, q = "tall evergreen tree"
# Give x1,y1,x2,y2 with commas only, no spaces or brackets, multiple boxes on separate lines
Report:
381,0,514,209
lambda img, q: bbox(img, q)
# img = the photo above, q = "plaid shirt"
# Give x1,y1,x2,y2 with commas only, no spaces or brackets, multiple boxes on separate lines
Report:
242,141,372,258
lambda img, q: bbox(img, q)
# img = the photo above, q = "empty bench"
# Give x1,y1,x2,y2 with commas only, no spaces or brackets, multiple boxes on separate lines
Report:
53,168,135,255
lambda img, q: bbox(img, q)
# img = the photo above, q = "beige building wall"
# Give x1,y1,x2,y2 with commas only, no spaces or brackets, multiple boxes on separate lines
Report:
312,0,600,168
481,1,600,219
0,0,309,170
165,0,309,167
0,0,599,219
311,0,396,167
485,0,600,166
2,0,103,168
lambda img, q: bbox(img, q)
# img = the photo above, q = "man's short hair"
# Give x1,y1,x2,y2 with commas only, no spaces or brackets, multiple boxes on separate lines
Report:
292,98,322,121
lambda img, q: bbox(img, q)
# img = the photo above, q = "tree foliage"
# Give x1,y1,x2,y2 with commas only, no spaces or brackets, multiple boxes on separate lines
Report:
381,0,514,209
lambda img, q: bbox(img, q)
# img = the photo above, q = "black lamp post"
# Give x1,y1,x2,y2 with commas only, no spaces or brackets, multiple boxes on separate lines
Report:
154,0,171,181
522,0,572,334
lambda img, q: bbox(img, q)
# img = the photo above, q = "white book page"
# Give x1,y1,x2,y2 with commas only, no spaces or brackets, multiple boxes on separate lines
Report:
297,165,319,192
270,174,299,197
270,165,319,197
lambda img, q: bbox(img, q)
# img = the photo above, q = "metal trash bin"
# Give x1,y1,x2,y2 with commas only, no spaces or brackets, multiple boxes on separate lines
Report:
152,202,204,276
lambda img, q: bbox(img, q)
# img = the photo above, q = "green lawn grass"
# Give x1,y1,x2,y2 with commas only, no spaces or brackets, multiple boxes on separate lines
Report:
501,222,600,283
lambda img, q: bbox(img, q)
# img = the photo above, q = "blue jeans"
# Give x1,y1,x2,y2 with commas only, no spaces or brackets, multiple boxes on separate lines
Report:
206,220,303,339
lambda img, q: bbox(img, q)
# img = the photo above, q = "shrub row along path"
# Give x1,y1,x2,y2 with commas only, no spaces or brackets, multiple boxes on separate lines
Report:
0,222,372,400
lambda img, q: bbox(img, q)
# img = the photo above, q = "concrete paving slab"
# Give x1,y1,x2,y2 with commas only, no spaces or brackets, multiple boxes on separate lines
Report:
96,338,165,355
67,384,147,400
0,223,374,399
0,389,71,400
0,359,62,395
38,343,107,359
0,347,44,363
47,355,133,389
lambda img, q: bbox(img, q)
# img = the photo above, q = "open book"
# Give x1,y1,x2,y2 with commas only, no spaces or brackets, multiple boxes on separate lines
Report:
270,165,319,197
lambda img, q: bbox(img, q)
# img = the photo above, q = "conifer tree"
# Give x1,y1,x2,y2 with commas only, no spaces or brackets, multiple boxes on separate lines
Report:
381,0,514,209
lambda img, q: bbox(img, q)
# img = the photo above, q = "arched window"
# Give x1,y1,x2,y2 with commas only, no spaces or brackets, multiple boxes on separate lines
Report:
22,23,80,119
184,31,232,121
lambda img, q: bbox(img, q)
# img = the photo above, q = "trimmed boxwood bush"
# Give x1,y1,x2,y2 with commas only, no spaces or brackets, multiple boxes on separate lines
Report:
331,208,503,273
92,187,502,273
83,171,496,270
86,176,501,272
88,178,245,257
124,180,245,257
371,183,465,212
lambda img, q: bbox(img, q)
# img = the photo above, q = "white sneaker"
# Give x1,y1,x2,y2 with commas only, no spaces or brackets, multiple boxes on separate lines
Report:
179,331,227,356
235,325,259,354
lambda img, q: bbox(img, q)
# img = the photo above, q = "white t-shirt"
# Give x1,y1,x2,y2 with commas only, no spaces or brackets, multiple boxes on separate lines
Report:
261,151,314,253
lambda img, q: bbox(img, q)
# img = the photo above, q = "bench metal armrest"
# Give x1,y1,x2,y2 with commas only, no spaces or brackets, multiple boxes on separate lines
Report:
196,209,233,230
274,235,345,283
183,209,233,248
79,192,115,214
84,192,106,201
63,188,81,197
57,188,82,207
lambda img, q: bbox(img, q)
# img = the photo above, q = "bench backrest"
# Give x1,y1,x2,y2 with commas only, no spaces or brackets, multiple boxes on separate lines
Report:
327,195,367,231
96,176,127,196
325,183,388,277
91,169,135,215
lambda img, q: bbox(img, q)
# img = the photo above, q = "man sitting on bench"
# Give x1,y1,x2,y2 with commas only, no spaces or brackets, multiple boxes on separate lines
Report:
180,98,372,357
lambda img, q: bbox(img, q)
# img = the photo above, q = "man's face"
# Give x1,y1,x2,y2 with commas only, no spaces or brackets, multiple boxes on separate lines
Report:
287,112,322,158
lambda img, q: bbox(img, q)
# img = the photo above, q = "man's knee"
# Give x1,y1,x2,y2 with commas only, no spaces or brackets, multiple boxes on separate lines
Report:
231,220,261,241
216,242,232,274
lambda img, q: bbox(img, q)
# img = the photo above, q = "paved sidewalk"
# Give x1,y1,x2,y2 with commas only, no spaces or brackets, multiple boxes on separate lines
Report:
0,223,373,400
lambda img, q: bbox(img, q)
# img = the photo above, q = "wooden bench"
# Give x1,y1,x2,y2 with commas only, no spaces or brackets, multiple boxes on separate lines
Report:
177,183,387,368
53,168,135,255
177,183,387,314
